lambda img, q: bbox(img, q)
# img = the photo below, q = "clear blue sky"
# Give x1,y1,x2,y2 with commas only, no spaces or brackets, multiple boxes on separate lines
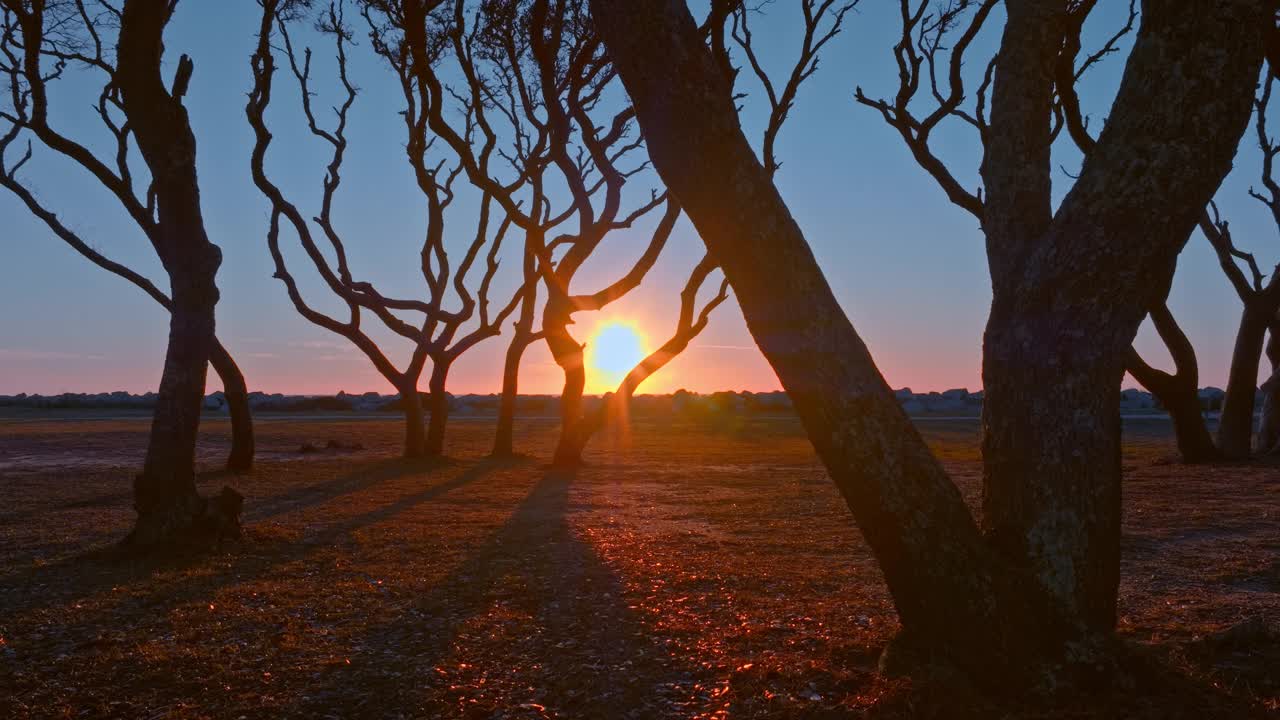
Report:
0,1,1270,395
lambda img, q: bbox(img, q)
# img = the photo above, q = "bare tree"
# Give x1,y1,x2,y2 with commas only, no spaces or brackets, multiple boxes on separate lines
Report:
559,0,853,463
249,0,527,458
361,0,681,468
0,123,255,475
1207,74,1280,458
590,0,1266,680
0,0,245,545
491,242,545,457
1057,8,1280,462
850,0,1224,464
559,253,729,460
1257,316,1280,453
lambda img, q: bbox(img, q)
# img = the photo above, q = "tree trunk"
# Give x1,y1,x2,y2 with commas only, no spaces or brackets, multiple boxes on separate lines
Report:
1127,356,1220,463
118,0,242,547
130,292,222,545
1217,303,1269,458
425,359,451,457
590,0,1265,678
977,0,1262,631
1165,385,1220,462
209,340,254,473
588,0,1076,680
1125,295,1218,463
401,381,427,458
1256,320,1280,454
546,302,587,469
493,332,533,457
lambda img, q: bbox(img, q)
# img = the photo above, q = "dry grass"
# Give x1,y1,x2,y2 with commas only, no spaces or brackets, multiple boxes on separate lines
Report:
0,414,1276,718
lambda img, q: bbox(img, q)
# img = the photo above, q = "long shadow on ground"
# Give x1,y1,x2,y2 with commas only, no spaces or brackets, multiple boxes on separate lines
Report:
0,458,491,635
291,469,709,719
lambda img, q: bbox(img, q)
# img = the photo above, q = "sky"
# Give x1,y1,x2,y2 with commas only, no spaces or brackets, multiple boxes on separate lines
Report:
0,1,1273,396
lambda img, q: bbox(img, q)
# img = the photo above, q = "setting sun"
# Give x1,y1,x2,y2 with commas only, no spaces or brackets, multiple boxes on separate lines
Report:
585,320,648,392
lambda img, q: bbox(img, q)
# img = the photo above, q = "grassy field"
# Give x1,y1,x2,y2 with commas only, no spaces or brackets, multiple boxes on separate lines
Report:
0,415,1276,718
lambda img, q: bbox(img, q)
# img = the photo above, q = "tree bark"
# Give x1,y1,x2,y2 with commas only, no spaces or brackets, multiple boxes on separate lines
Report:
1217,303,1270,458
1125,304,1219,463
1257,319,1280,454
588,0,1075,679
209,340,254,472
589,0,1266,677
978,0,1263,630
117,0,240,546
546,299,588,469
425,359,451,457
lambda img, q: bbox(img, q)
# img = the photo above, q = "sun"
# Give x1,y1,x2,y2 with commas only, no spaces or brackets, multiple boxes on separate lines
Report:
585,320,648,392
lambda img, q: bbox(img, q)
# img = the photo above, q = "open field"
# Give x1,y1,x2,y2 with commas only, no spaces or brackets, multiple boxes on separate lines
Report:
0,415,1277,718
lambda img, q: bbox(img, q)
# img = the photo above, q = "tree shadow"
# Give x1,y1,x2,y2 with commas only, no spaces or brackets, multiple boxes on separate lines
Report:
0,458,492,623
246,455,452,523
293,468,705,717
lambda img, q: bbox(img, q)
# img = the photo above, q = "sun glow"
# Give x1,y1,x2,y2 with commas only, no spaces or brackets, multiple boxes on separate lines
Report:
585,320,648,392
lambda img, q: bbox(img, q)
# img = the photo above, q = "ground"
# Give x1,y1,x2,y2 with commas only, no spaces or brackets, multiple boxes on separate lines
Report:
0,413,1277,718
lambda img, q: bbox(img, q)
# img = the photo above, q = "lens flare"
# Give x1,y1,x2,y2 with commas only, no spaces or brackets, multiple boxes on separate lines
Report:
585,320,647,391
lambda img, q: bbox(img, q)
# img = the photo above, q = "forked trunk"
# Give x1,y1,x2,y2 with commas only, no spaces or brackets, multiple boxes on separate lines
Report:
1126,302,1219,463
1127,357,1220,463
976,0,1261,632
1166,386,1221,462
118,0,242,547
589,0,1265,681
425,359,450,457
401,382,427,458
1218,303,1269,458
209,340,254,472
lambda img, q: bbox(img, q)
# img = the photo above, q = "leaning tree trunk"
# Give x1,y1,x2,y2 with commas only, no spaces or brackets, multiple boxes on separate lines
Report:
494,253,539,458
118,0,243,547
209,340,254,472
1218,303,1270,458
425,359,451,457
1126,361,1219,463
1256,319,1280,454
590,0,1265,679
